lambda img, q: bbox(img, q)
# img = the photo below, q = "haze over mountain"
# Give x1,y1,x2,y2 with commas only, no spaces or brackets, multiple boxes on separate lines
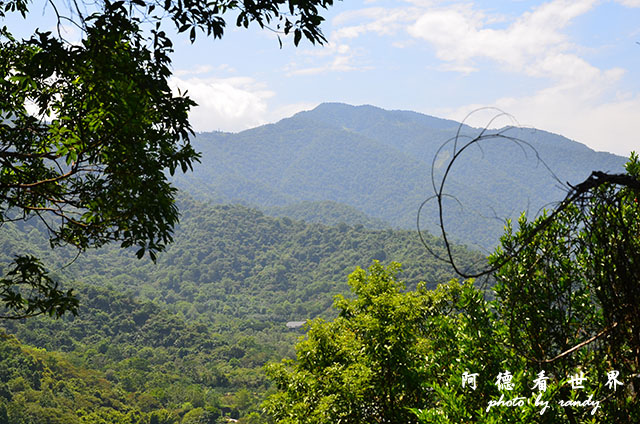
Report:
173,102,628,250
1,104,632,422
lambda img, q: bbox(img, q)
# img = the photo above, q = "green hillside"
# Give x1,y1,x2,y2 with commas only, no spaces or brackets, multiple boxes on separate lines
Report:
2,197,484,323
173,103,628,250
0,197,484,423
264,200,390,229
2,103,628,422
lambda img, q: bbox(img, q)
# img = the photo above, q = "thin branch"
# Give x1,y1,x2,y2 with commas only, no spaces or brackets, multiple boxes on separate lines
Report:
418,110,639,279
0,150,61,160
0,311,46,320
540,322,618,364
4,163,79,189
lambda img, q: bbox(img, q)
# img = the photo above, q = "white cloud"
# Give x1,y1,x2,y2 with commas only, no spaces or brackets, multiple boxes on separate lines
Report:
56,24,82,45
294,0,602,78
286,52,365,75
616,0,640,7
174,65,213,76
404,0,637,156
169,76,275,132
437,77,639,157
285,40,363,75
169,76,320,133
407,0,598,79
174,64,236,77
286,6,414,75
437,62,478,74
333,7,416,36
494,89,639,157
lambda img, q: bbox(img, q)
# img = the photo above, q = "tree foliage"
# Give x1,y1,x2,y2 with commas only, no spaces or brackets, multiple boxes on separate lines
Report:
1,1,197,318
264,262,433,424
0,0,336,318
264,262,523,423
487,152,640,422
266,154,640,423
0,203,482,422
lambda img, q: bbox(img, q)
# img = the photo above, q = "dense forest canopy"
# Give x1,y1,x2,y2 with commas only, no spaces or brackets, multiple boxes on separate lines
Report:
266,154,640,423
174,103,628,250
0,198,484,422
2,150,637,422
1,144,637,423
0,0,337,318
2,0,637,421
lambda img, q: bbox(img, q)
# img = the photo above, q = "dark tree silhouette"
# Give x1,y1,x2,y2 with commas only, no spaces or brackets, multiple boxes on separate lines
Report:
419,111,640,406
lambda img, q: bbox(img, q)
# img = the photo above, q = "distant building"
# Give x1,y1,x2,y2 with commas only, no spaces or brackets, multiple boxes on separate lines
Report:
286,321,306,329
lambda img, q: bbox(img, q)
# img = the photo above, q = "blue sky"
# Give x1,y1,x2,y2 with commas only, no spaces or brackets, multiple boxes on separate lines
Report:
7,0,640,156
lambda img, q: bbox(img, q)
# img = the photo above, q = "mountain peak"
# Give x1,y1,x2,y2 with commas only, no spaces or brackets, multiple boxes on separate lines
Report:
183,102,628,249
295,102,462,132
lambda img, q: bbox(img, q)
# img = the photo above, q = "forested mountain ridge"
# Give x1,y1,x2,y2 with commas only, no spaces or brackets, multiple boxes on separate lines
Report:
0,197,484,423
2,197,483,322
263,200,390,229
173,103,627,250
2,103,631,423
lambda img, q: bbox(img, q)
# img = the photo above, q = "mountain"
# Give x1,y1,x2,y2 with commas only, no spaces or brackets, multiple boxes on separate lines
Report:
0,198,484,422
0,102,631,422
173,103,628,250
1,198,484,322
263,200,390,229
